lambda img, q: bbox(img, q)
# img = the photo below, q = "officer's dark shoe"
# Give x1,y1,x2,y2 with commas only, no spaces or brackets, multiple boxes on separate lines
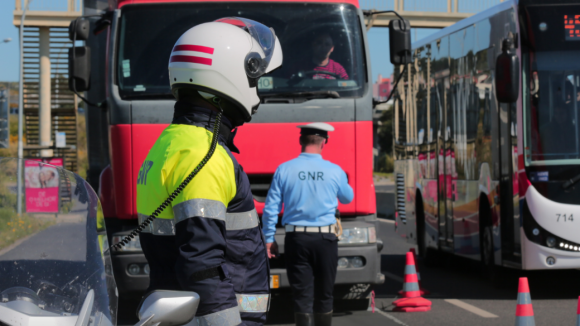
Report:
314,311,332,326
295,312,314,326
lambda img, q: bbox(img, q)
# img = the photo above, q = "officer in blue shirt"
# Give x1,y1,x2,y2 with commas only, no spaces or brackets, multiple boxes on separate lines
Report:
262,122,354,326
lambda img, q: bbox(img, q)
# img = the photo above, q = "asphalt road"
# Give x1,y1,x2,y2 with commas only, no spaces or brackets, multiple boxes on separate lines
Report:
115,185,580,325
2,186,577,325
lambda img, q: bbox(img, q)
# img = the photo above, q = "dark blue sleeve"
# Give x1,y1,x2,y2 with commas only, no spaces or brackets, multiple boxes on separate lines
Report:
174,217,237,316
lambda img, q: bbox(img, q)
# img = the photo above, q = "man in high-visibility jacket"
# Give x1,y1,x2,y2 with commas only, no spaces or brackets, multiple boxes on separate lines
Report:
136,17,283,326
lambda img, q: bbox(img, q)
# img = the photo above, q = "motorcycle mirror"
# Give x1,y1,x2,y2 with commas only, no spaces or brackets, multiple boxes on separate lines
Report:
136,290,200,326
74,290,94,326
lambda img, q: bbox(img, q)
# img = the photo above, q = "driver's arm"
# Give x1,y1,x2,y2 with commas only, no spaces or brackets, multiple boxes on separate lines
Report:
335,62,349,80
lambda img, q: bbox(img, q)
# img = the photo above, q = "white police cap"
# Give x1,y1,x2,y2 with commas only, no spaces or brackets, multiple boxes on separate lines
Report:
297,122,335,139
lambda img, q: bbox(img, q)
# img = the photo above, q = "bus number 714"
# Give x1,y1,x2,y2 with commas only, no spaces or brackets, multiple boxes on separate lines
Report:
556,214,574,222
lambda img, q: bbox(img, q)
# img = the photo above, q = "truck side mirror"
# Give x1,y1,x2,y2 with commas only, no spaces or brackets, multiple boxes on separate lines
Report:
69,18,90,41
389,19,411,65
495,38,519,103
68,19,91,92
68,46,91,92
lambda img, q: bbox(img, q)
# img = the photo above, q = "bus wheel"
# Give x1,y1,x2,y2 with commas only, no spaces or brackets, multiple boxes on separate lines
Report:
481,225,500,283
416,195,437,267
480,202,499,282
416,195,426,257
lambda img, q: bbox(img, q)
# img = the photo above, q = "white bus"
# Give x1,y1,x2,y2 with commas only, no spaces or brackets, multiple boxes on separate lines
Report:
393,0,580,275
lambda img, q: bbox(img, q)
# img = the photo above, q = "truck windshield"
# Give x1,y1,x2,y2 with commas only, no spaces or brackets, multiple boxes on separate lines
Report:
524,4,580,165
116,3,366,100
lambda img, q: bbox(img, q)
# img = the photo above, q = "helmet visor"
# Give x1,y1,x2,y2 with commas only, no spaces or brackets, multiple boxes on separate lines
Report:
215,17,276,78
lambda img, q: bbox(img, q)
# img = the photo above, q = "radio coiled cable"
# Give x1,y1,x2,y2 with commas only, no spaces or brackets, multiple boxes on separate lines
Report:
108,104,224,252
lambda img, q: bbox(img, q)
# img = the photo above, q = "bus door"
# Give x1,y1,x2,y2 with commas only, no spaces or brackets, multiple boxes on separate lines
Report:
498,101,515,261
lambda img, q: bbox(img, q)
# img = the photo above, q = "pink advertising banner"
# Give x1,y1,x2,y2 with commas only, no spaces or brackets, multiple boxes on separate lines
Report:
25,158,63,213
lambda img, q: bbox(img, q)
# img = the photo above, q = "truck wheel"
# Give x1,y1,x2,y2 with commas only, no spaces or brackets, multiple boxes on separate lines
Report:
334,284,371,300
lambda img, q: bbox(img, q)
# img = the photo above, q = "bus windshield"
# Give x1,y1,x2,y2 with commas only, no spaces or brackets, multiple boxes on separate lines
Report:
116,3,366,100
524,4,580,164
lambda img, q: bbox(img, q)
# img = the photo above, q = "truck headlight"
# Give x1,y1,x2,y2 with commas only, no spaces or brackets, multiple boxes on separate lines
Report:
339,227,376,245
112,234,142,252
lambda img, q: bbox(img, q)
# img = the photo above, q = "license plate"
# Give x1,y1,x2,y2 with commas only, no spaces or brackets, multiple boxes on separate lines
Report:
270,275,280,289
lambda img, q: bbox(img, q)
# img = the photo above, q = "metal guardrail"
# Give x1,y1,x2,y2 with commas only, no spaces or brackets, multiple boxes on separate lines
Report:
360,0,503,13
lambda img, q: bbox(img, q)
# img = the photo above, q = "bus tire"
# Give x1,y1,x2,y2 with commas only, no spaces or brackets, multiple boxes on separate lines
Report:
416,193,437,267
416,193,426,256
479,195,499,282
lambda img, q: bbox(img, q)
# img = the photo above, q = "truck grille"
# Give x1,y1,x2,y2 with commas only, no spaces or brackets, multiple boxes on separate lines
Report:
247,174,273,203
396,173,406,224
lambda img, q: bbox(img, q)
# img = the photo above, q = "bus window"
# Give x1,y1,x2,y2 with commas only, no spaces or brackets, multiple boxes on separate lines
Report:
530,72,580,160
524,4,580,163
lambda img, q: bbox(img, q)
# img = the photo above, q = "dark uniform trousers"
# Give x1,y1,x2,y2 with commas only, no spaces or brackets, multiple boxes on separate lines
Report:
285,232,338,313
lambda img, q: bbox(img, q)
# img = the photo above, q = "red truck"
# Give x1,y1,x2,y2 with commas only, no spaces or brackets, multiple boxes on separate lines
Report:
74,0,386,302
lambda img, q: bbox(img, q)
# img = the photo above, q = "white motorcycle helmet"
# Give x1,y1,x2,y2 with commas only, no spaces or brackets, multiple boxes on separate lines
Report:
168,17,283,124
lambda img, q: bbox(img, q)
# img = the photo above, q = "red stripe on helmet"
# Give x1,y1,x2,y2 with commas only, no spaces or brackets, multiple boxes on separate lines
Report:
170,55,212,66
216,18,246,27
172,45,214,54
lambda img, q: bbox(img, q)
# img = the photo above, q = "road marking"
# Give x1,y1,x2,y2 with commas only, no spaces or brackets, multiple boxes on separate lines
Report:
378,219,395,224
368,307,409,326
444,299,498,318
383,271,404,283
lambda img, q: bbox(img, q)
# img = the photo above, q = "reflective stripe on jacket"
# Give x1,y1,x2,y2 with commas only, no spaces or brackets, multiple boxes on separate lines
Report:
137,105,269,326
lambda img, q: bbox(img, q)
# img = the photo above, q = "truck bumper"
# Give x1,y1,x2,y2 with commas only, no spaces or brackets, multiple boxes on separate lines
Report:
270,243,385,289
112,253,150,296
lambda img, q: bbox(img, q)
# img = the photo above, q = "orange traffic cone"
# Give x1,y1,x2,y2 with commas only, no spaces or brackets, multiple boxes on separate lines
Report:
398,248,430,296
393,252,432,312
515,277,535,326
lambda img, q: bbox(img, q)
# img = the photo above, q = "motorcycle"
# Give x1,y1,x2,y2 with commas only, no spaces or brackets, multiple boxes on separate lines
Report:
0,158,199,326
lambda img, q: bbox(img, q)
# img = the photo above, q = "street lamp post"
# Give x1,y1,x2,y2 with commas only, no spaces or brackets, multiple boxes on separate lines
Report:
1,39,12,115
17,0,32,215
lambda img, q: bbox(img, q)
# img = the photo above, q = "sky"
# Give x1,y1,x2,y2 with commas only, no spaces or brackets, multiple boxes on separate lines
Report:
0,2,20,82
0,1,437,83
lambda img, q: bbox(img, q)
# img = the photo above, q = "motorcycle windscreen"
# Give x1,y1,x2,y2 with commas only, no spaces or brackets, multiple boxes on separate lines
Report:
0,158,117,326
